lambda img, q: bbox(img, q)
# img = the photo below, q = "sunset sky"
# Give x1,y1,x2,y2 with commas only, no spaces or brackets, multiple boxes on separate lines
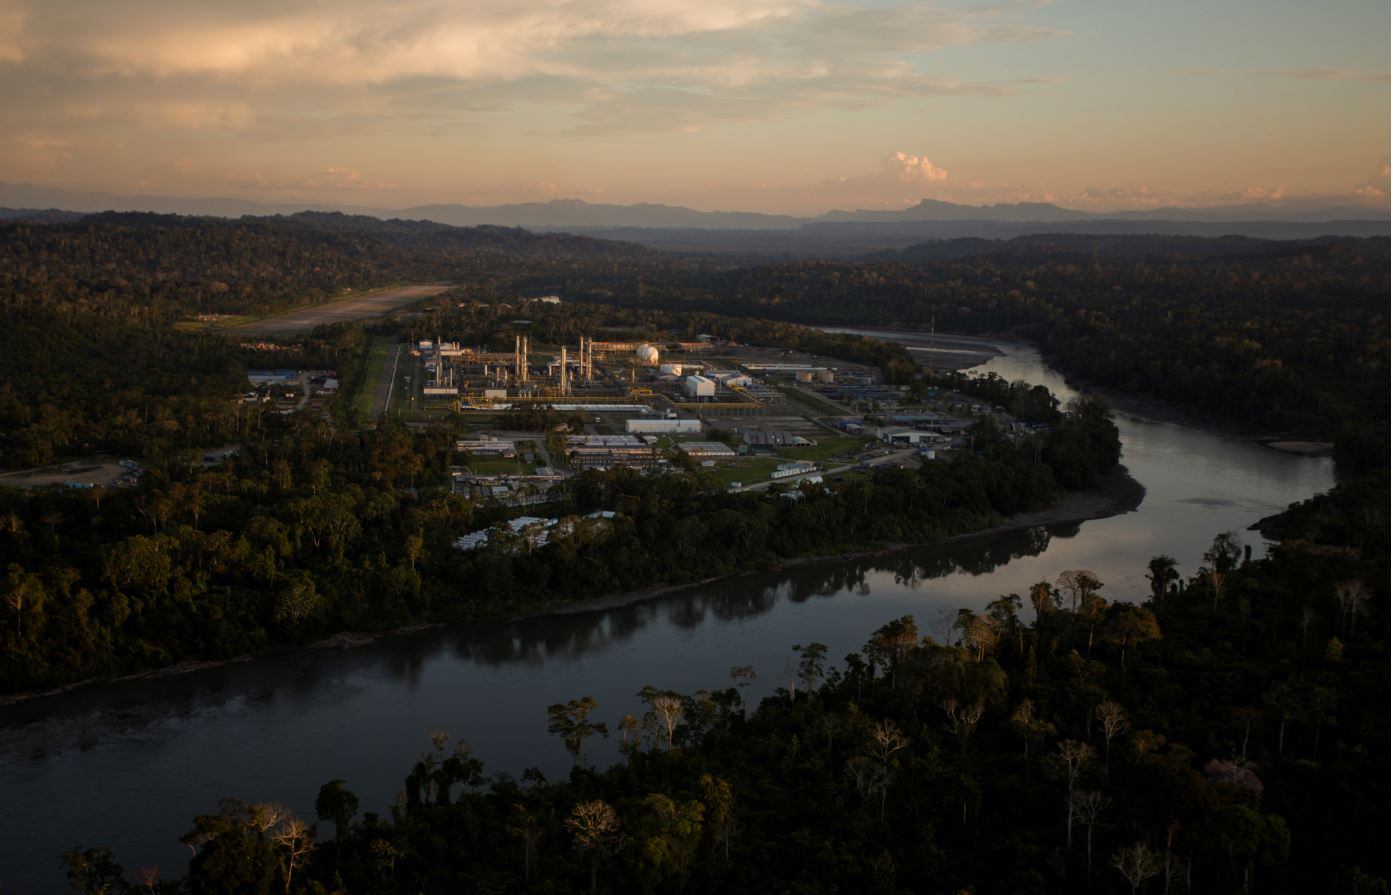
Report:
0,0,1387,214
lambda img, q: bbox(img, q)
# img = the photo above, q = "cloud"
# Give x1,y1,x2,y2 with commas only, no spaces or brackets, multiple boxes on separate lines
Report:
0,0,1063,138
882,151,948,184
144,102,254,131
1352,161,1390,202
0,8,24,63
1255,68,1389,82
1215,185,1288,202
563,72,1044,136
682,150,956,213
243,166,398,192
1073,185,1174,209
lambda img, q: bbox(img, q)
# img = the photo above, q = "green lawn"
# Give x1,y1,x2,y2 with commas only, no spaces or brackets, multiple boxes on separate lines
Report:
774,436,869,464
465,457,535,475
776,385,850,416
698,457,781,487
352,337,395,419
385,349,417,417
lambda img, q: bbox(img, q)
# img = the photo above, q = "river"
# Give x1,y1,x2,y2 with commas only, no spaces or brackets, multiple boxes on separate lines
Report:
0,336,1334,892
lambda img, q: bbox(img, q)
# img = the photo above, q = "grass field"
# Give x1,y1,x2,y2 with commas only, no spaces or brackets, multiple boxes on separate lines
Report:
776,385,850,416
699,457,781,487
773,436,868,464
352,337,395,419
465,457,535,475
385,352,415,417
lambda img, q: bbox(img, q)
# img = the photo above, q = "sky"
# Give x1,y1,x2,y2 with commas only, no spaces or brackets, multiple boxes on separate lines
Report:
0,0,1388,214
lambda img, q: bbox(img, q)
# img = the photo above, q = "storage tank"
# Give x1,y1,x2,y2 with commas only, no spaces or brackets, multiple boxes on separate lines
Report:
659,362,684,377
636,344,660,366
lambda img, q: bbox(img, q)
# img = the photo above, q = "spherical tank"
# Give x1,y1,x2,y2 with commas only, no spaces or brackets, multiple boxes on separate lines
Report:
636,344,660,366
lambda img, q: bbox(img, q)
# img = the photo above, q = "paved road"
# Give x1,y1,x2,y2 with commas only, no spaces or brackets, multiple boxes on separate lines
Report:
736,447,920,492
230,284,450,337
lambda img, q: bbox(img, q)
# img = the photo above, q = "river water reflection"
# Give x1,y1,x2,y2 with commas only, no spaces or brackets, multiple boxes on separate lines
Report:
0,337,1334,892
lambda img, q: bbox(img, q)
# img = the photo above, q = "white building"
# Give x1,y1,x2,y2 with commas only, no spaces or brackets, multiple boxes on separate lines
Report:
676,441,736,458
876,426,941,446
685,375,716,398
771,461,818,479
626,418,702,434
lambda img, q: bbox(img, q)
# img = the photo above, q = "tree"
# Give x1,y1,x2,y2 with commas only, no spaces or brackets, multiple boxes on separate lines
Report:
1201,805,1290,894
793,642,829,695
1146,555,1179,602
866,615,918,688
941,696,987,753
1076,790,1111,881
60,847,126,895
1113,842,1163,895
1205,531,1242,574
1078,591,1108,658
1204,532,1242,611
2,563,43,641
639,686,685,751
1053,739,1094,849
638,793,705,885
1103,604,1161,670
847,719,912,824
987,593,1025,657
618,713,641,758
547,696,609,767
507,804,542,886
181,799,281,895
1029,579,1058,625
566,799,623,895
1010,698,1056,758
1096,700,1130,768
1056,569,1102,614
273,574,322,629
955,610,1001,663
1333,580,1369,633
698,774,735,866
314,779,359,842
270,815,314,895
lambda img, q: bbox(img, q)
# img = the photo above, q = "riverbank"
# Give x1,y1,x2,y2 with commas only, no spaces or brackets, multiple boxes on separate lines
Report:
844,324,1340,459
0,465,1143,710
516,463,1144,621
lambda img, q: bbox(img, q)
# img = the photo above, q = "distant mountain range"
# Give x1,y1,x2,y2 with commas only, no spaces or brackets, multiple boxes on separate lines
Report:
1,181,1386,257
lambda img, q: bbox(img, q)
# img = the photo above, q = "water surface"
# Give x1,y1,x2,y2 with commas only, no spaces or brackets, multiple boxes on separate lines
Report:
0,337,1334,892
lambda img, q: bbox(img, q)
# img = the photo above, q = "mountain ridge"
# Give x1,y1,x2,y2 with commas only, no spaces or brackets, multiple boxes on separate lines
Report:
2,180,1385,232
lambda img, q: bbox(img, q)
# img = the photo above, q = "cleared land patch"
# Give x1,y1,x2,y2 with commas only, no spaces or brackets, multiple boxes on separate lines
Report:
228,284,450,337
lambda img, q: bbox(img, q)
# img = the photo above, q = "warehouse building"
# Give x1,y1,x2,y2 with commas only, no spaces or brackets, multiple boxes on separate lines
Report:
626,417,702,435
685,375,716,398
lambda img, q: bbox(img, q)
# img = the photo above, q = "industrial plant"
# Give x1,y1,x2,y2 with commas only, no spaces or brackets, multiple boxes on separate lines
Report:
400,328,1009,519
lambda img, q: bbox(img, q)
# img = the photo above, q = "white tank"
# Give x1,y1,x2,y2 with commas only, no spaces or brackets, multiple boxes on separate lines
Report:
636,344,660,366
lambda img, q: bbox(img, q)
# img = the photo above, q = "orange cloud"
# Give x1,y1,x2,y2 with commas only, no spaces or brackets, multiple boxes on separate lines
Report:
882,151,948,184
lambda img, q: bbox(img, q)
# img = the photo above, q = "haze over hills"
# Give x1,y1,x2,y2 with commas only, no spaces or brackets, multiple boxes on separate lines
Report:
1,180,1387,260
3,179,1386,226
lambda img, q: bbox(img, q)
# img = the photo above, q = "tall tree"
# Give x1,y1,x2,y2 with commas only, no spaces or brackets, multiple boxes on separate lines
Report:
565,799,622,895
1145,555,1179,602
546,696,609,767
1113,842,1163,895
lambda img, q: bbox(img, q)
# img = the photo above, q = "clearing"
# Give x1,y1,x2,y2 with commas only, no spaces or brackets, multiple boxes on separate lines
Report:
227,284,451,337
